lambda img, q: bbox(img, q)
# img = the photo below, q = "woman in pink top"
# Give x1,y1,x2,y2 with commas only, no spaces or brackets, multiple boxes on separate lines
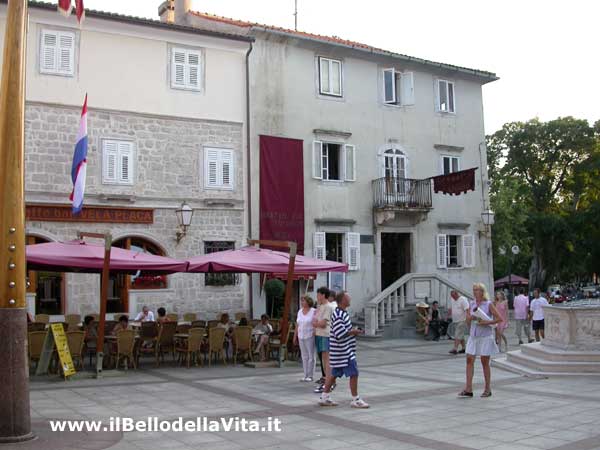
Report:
494,291,509,352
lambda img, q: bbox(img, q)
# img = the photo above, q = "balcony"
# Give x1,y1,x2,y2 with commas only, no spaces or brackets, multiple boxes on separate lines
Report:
372,177,432,223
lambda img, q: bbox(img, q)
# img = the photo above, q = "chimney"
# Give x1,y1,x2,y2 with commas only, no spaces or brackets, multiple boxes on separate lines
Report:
158,0,174,23
174,0,193,24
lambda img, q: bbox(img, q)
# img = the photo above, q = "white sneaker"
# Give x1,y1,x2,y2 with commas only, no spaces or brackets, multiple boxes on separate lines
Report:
319,397,338,407
305,377,313,382
350,398,370,409
300,377,311,382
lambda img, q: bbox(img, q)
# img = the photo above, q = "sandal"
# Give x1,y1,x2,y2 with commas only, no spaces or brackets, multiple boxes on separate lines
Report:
481,391,492,398
457,390,473,398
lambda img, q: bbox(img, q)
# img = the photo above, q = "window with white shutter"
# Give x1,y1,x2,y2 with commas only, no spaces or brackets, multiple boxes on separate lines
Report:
344,144,356,181
346,232,360,271
383,69,414,106
400,72,415,105
313,232,326,260
436,79,455,113
40,29,75,76
312,141,323,179
462,234,475,268
383,68,397,104
204,147,234,190
318,57,343,97
171,47,202,91
102,140,134,185
436,234,448,269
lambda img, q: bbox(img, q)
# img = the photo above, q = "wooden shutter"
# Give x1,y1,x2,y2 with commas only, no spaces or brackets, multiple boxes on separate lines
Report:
436,234,447,269
437,79,447,111
383,68,396,103
319,57,329,94
220,149,234,189
187,51,201,89
205,148,219,187
400,72,414,105
346,232,360,271
313,232,326,260
312,141,323,179
102,141,118,183
171,49,186,88
462,234,475,268
331,60,342,96
58,32,74,75
40,30,58,73
344,144,356,181
118,142,134,184
448,81,455,112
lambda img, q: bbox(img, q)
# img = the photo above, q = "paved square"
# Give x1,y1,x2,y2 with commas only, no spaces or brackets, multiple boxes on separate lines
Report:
11,332,600,450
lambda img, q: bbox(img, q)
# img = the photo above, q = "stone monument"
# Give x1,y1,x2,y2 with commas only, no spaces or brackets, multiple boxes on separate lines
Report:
493,300,600,376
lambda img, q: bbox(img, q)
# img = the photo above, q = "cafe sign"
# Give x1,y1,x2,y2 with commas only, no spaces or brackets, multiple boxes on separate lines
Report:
26,204,154,224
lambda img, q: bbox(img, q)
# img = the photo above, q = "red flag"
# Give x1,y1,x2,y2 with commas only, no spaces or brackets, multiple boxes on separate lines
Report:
75,0,85,24
432,168,477,196
58,0,72,16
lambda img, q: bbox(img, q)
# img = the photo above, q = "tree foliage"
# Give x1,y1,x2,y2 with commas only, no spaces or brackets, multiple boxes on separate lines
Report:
487,117,600,288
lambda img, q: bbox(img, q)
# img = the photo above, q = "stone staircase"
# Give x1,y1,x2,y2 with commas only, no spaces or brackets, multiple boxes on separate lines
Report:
362,272,473,338
493,342,600,377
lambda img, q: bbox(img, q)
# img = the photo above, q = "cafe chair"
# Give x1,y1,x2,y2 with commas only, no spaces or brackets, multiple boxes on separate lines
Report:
115,329,137,370
65,314,81,326
66,331,85,369
28,331,48,371
207,327,226,367
191,320,207,329
183,313,197,322
233,326,253,364
166,313,179,322
176,327,205,368
35,314,50,324
154,321,177,367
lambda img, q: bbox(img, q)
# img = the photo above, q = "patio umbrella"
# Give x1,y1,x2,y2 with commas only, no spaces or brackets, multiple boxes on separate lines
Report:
186,245,347,274
26,240,188,274
494,274,529,288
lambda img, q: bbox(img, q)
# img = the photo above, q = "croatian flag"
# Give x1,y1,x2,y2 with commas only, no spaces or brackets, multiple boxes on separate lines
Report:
58,0,85,25
69,95,88,214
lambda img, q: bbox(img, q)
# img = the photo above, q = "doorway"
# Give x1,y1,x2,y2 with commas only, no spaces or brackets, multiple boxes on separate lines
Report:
381,233,411,290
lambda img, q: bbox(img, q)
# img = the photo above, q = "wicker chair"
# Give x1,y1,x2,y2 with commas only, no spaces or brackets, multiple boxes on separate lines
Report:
269,323,296,361
269,319,281,334
103,321,117,336
115,329,137,369
66,331,85,369
28,322,46,332
176,328,205,368
191,320,207,328
234,312,247,321
35,314,50,324
65,314,81,326
136,321,158,365
207,320,219,329
176,324,191,334
166,313,179,322
28,331,48,370
207,327,226,367
233,326,253,364
183,313,197,322
249,319,260,328
154,321,177,366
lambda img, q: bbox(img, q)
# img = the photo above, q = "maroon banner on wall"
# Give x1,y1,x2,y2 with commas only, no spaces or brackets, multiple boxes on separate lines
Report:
259,135,305,254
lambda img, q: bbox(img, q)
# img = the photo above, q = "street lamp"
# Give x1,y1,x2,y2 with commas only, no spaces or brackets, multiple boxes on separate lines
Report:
175,202,193,243
499,244,520,300
481,209,495,227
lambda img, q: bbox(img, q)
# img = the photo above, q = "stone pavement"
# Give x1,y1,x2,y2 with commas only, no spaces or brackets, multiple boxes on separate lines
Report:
6,331,600,450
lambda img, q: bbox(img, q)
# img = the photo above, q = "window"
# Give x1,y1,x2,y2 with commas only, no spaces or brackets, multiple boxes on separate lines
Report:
318,57,342,97
383,69,414,106
312,141,355,181
204,147,234,190
441,155,460,175
436,234,475,269
40,29,75,76
171,47,202,91
204,242,238,286
314,232,360,271
437,79,455,113
102,140,134,185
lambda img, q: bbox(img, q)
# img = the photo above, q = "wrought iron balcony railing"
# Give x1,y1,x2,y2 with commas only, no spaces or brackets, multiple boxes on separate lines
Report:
372,177,432,210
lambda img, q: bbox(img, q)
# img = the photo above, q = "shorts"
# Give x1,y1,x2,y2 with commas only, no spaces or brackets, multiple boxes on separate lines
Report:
532,319,545,331
454,321,467,340
331,358,359,378
315,336,330,353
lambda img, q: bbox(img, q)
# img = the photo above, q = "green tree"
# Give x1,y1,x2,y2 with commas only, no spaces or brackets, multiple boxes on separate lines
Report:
487,117,598,288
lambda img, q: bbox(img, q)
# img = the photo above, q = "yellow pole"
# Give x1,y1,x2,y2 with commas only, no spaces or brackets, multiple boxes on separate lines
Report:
0,0,33,442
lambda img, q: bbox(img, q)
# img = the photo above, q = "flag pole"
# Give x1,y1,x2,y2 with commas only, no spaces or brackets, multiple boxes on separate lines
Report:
0,0,34,443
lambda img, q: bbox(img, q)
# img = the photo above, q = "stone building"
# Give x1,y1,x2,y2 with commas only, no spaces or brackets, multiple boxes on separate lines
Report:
0,2,253,319
163,0,498,334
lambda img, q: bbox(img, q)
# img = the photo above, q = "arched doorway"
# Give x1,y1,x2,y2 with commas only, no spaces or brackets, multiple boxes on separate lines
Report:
27,235,65,315
109,237,167,313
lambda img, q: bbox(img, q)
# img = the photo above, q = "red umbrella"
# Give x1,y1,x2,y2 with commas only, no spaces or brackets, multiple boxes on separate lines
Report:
26,240,188,274
494,274,529,288
187,245,347,274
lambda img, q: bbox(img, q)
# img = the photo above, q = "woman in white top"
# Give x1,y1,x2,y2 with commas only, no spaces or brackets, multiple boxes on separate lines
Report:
293,295,316,382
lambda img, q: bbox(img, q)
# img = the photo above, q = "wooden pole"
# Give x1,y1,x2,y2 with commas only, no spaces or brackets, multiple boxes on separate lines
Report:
78,232,112,377
0,0,33,442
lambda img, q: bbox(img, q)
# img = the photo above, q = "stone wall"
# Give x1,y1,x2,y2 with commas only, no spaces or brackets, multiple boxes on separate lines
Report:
25,103,248,319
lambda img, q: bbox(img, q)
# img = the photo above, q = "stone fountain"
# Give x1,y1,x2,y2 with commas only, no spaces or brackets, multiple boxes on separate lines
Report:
493,299,600,376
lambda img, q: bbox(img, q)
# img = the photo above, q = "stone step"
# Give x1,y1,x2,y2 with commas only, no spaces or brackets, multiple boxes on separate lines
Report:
506,350,600,373
492,355,600,378
521,343,600,363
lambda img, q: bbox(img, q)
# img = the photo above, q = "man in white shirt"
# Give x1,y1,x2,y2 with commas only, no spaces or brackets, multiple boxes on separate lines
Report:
134,305,155,322
448,290,470,354
529,288,549,341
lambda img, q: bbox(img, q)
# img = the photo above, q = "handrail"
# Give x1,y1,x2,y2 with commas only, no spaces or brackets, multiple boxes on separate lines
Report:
372,177,432,209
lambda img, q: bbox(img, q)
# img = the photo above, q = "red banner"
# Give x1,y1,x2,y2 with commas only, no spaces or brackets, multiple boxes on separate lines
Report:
432,167,477,195
259,135,305,254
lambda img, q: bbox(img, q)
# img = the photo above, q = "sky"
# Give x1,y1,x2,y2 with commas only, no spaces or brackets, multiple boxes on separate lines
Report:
84,0,599,135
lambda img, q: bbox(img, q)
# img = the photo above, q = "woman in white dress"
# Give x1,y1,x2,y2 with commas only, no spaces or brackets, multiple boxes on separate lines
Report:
293,296,316,382
458,282,501,398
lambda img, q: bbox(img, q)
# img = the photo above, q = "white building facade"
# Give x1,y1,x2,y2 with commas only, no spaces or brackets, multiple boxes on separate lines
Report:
0,2,253,320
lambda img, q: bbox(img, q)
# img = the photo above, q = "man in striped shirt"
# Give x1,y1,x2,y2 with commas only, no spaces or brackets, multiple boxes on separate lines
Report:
319,291,369,408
